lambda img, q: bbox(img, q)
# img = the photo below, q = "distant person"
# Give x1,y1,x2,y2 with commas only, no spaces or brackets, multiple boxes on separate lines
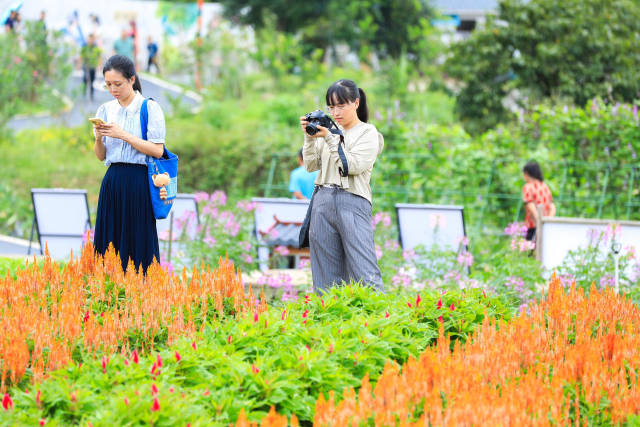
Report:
89,13,103,47
81,34,102,101
146,36,160,73
92,55,166,273
113,29,134,61
128,20,138,65
4,10,17,33
289,148,319,200
522,160,556,241
38,10,46,30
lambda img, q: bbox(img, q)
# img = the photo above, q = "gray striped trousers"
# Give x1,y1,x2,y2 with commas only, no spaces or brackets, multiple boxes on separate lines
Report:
309,186,384,294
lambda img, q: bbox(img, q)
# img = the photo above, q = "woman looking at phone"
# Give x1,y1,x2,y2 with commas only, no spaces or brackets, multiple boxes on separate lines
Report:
92,54,165,273
300,79,384,293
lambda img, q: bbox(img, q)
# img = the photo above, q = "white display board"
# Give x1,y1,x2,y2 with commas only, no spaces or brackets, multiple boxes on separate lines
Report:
30,189,91,260
539,217,640,270
156,194,199,240
252,198,309,270
395,203,467,251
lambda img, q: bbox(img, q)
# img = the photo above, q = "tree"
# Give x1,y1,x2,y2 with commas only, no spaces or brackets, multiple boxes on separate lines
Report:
446,0,640,134
216,0,437,62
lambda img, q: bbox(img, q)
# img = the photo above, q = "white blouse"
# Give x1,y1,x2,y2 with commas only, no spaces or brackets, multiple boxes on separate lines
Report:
94,92,165,166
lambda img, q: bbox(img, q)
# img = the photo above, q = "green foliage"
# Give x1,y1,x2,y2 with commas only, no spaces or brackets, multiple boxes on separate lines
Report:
0,182,32,237
0,257,29,279
0,285,510,425
169,191,259,272
447,0,640,133
0,22,73,130
216,0,439,64
0,125,104,237
556,224,640,302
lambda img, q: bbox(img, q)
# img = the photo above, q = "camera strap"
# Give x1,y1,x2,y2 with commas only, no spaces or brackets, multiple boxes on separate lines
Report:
328,117,349,177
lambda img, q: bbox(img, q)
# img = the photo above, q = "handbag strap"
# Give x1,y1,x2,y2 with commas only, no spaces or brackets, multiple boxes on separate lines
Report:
140,98,169,163
140,98,150,141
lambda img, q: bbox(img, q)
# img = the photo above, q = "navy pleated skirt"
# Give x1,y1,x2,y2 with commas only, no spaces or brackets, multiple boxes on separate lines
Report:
94,163,160,273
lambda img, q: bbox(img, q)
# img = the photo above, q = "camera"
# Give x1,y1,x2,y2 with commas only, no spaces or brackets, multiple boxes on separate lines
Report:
304,110,333,136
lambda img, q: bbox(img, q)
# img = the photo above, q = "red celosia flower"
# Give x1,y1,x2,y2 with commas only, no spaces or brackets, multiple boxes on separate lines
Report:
175,351,181,362
438,315,444,323
450,303,455,311
385,311,390,318
2,393,13,410
192,341,197,351
328,344,334,354
281,309,287,320
253,312,259,323
203,389,210,396
101,355,109,374
36,390,41,406
132,350,139,364
156,353,163,368
252,364,260,374
437,299,442,310
70,391,77,402
321,299,325,307
151,384,159,396
302,310,309,318
39,419,46,426
416,294,421,307
83,310,90,323
169,387,174,394
124,397,129,406
124,359,129,367
151,397,160,412
407,302,412,308
228,335,232,344
151,362,158,375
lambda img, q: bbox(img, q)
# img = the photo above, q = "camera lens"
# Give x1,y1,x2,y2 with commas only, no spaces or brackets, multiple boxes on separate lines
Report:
306,124,318,135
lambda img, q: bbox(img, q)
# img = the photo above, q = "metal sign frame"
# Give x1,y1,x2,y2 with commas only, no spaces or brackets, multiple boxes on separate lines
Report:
28,188,92,257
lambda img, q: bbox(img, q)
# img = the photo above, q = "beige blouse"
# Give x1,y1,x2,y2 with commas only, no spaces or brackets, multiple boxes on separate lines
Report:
302,121,384,203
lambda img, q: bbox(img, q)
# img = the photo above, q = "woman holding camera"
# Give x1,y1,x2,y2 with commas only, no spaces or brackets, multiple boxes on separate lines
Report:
92,55,166,273
299,79,384,293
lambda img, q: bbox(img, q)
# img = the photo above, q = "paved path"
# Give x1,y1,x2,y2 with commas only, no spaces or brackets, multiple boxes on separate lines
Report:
8,71,201,131
0,234,40,257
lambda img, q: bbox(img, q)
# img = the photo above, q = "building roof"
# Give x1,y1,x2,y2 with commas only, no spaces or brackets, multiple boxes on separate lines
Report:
432,0,500,15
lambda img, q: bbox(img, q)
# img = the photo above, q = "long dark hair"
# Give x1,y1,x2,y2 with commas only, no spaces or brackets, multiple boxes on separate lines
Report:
523,160,544,181
325,79,368,122
103,54,142,93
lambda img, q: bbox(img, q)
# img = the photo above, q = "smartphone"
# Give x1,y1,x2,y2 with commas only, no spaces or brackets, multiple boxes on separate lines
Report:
88,117,106,126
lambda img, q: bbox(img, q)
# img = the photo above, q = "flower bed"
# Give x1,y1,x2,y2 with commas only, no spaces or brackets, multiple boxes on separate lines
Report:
0,250,510,425
251,277,640,426
0,243,252,388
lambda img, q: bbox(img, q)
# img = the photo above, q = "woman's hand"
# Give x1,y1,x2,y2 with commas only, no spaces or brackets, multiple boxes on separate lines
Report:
96,122,126,140
94,124,107,139
299,116,329,138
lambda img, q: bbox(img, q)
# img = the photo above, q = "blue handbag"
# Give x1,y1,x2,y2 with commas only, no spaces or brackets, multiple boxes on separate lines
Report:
141,98,178,220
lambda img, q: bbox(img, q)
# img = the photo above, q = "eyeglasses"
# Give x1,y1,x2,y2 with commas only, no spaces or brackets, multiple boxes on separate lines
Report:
325,103,353,113
103,81,127,90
